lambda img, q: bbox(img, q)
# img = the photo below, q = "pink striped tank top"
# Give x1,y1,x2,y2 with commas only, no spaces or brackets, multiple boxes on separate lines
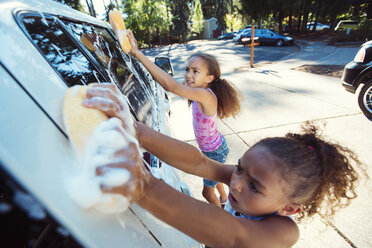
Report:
192,88,222,152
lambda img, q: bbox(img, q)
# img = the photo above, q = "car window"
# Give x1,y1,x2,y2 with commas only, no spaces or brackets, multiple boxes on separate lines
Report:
62,21,132,87
22,15,156,127
22,16,106,86
62,21,156,127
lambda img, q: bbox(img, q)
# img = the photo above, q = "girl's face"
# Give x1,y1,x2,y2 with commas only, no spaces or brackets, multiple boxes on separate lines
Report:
184,56,214,88
228,146,294,217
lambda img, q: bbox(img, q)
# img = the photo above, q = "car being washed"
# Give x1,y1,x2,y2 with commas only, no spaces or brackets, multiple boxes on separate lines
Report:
0,0,202,247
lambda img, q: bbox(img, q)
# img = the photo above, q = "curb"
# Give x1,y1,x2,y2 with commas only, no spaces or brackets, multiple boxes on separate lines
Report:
334,41,364,46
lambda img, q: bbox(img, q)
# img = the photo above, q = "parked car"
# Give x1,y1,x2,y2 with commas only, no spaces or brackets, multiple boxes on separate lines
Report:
0,0,202,247
232,28,251,43
217,32,235,40
244,25,256,29
342,40,372,119
307,22,330,31
335,20,360,31
241,29,294,47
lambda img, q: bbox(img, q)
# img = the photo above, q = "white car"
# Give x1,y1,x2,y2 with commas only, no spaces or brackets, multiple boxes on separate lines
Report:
0,0,202,247
307,22,330,31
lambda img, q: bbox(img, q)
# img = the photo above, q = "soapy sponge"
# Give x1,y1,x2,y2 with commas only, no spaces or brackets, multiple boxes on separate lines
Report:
63,85,131,214
63,85,108,156
109,10,132,54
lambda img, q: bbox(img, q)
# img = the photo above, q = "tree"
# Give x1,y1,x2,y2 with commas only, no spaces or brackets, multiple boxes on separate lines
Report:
200,0,228,31
104,2,116,22
216,0,228,30
124,0,172,46
239,0,270,26
225,13,242,32
170,0,192,42
191,0,204,37
53,0,83,12
201,0,218,19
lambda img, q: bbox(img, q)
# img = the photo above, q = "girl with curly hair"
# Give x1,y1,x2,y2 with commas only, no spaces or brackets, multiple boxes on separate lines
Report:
83,84,365,248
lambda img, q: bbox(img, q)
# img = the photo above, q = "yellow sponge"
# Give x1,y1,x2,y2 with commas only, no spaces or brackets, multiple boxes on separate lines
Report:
63,85,108,156
109,10,132,54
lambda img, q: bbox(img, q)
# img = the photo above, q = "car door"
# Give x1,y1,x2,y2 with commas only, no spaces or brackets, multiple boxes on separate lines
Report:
257,29,271,44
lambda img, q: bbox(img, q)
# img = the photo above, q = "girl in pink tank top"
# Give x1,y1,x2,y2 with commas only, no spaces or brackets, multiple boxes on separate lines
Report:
127,35,241,207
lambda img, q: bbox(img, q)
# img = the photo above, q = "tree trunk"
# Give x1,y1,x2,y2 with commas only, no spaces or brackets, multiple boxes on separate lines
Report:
147,27,151,47
329,14,337,31
301,0,311,33
288,8,293,33
278,9,283,33
312,12,319,32
85,0,96,17
367,2,372,19
297,0,304,33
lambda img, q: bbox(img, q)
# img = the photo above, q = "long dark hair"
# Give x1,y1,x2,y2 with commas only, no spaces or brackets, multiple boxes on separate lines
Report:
188,52,241,119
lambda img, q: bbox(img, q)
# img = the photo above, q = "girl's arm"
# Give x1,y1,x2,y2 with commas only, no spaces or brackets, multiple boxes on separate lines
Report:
83,84,231,184
136,121,232,184
127,31,215,106
138,177,299,248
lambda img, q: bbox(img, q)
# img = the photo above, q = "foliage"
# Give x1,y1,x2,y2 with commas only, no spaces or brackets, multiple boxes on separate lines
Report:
170,0,192,42
124,0,172,46
200,0,227,31
238,0,370,34
225,13,242,32
201,0,218,19
53,0,83,11
215,0,228,30
77,0,370,45
191,0,204,36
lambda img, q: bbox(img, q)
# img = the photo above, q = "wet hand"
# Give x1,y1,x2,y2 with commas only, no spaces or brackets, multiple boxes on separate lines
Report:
127,30,140,57
95,123,150,203
82,83,136,137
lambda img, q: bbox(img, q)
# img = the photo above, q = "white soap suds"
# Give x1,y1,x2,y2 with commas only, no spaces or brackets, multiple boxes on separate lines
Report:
66,118,134,214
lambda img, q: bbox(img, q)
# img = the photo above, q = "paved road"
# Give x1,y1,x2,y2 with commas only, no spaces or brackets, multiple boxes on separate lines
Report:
149,40,371,248
143,39,298,77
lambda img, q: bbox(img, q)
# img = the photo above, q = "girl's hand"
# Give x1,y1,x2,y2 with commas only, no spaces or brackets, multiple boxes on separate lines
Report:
96,123,151,203
82,83,136,138
127,30,140,57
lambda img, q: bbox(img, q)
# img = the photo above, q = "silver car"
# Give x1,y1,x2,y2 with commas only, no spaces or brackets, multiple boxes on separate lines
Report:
0,0,202,247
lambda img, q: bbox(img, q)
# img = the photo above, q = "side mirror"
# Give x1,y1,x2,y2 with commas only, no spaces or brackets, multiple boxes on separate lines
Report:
155,57,174,76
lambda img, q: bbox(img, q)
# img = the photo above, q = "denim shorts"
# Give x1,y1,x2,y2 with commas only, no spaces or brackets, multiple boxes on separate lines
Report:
202,136,229,188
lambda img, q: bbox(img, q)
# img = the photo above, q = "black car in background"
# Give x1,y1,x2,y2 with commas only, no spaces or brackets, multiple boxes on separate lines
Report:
342,40,372,119
217,32,235,40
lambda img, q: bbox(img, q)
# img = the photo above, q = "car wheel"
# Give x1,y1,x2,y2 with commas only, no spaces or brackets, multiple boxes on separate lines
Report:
358,80,372,119
276,39,284,47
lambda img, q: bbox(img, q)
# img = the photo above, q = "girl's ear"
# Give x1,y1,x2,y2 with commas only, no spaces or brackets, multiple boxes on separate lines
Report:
206,75,214,84
277,203,302,216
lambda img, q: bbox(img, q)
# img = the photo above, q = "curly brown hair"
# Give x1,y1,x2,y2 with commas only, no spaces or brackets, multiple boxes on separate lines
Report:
252,122,367,222
188,52,241,119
